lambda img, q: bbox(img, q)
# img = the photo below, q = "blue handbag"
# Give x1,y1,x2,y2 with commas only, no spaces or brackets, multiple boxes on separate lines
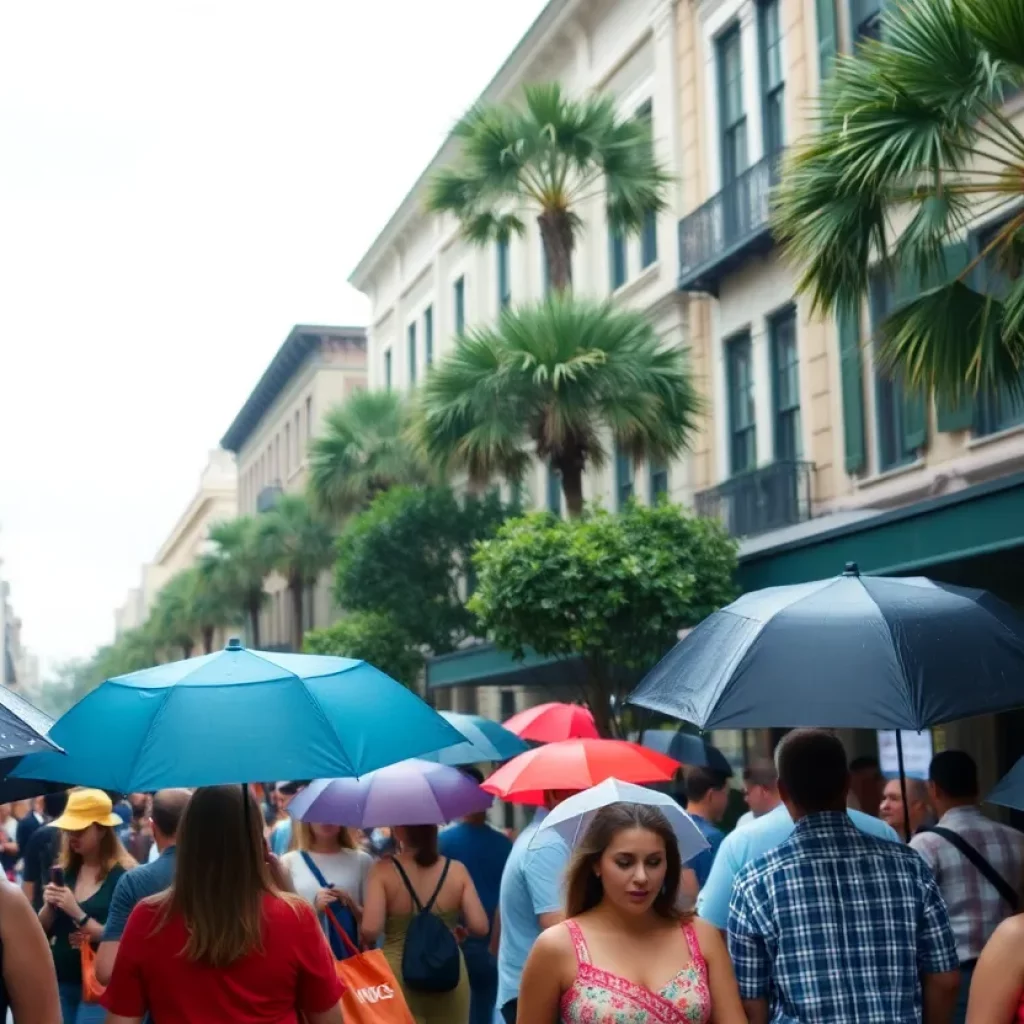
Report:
300,851,360,961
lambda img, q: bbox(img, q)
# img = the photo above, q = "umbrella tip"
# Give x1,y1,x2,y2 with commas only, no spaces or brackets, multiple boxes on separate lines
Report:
226,637,244,651
843,562,860,577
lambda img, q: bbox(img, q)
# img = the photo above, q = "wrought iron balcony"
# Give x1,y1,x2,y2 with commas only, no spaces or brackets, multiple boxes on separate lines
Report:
677,152,781,296
695,460,814,539
256,483,283,513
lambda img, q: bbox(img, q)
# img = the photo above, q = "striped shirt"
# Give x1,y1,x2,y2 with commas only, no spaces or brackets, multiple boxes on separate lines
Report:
911,805,1024,962
729,811,957,1023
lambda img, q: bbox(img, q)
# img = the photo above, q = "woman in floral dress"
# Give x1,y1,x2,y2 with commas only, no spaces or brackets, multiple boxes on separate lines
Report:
516,803,745,1024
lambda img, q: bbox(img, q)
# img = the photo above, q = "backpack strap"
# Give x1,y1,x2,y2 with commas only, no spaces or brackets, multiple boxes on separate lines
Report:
392,857,451,914
926,827,1020,911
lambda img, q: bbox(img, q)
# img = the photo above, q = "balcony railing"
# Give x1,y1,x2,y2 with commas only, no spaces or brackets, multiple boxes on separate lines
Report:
678,152,781,296
695,460,814,539
256,483,283,513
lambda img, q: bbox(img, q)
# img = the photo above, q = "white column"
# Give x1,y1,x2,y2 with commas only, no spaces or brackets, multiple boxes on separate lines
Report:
739,0,764,164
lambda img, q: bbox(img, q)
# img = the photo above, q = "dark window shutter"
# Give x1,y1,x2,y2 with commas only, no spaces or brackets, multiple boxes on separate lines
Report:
838,302,867,473
815,0,838,82
936,240,974,431
902,389,927,451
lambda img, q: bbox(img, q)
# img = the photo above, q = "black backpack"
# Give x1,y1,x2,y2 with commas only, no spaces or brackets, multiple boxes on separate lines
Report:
392,858,461,993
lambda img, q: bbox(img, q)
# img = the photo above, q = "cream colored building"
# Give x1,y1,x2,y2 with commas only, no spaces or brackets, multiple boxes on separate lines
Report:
220,325,367,649
114,448,238,647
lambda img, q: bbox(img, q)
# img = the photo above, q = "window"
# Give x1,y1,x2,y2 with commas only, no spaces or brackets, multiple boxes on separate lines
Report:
869,273,918,471
497,238,511,310
293,411,300,464
608,227,627,291
424,305,434,367
649,461,669,503
615,447,635,508
770,306,801,460
546,464,561,516
284,423,291,477
851,0,882,43
384,348,392,391
305,395,313,439
636,100,658,268
453,276,465,335
759,0,785,155
408,322,417,385
717,26,748,190
500,689,516,719
726,332,757,474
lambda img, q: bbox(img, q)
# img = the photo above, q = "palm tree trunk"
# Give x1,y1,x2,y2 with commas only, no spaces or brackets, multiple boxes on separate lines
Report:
560,462,585,518
290,580,304,652
202,626,214,655
248,601,262,648
539,210,574,292
182,640,194,660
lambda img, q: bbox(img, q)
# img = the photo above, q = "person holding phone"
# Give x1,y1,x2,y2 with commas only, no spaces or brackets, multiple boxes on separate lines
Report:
38,789,135,1023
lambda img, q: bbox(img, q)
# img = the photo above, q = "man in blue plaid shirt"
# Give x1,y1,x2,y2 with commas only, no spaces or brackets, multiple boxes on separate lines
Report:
728,729,960,1023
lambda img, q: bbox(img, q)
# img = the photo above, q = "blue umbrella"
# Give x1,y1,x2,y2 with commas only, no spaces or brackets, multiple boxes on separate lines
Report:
640,730,733,778
10,640,462,793
630,564,1024,732
420,711,529,766
987,756,1024,812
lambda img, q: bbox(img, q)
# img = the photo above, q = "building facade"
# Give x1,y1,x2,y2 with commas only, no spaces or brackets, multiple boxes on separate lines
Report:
220,324,367,649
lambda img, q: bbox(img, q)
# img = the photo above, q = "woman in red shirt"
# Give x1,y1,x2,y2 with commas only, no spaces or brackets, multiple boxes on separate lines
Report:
103,785,343,1024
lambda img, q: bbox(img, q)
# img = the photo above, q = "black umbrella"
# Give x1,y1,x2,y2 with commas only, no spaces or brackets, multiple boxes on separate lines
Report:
640,730,734,777
629,563,1024,839
0,689,65,802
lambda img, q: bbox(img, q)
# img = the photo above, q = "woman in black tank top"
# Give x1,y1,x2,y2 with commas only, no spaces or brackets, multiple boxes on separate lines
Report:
0,877,61,1022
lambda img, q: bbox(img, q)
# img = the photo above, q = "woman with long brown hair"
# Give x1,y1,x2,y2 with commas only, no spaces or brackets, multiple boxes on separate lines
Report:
517,803,745,1024
362,823,489,1024
38,788,135,1024
102,785,343,1024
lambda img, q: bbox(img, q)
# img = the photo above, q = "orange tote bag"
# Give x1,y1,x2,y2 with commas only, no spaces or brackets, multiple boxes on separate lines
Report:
81,942,107,1004
326,908,415,1024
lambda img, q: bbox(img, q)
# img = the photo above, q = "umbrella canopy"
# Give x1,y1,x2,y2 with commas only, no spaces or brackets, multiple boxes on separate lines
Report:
481,739,680,806
630,564,1024,732
640,731,733,777
987,755,1024,812
10,641,462,793
503,702,599,742
288,759,493,828
0,686,62,760
420,712,529,766
537,778,710,864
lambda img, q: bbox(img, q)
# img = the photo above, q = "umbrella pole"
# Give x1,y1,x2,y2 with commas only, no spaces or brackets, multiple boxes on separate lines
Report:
896,731,912,844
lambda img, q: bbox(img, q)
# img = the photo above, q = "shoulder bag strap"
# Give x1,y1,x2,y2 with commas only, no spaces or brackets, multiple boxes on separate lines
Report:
391,858,424,912
422,858,451,914
300,851,331,889
928,827,1020,911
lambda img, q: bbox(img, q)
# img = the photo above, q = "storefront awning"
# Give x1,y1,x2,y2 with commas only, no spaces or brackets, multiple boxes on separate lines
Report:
426,644,586,690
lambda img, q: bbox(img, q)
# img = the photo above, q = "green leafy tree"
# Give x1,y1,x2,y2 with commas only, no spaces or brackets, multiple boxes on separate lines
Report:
308,390,430,519
149,571,202,659
334,485,517,655
428,83,671,293
202,517,271,648
415,296,700,516
774,0,1024,399
302,612,424,690
259,494,335,651
470,502,738,737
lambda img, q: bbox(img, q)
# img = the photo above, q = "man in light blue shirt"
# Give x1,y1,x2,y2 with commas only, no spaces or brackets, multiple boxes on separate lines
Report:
698,800,900,928
496,801,571,1024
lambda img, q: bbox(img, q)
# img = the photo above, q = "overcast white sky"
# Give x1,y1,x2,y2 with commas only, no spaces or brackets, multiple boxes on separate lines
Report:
0,0,548,674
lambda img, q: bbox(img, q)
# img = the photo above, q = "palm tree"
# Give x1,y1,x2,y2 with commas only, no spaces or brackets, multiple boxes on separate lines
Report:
428,83,671,293
307,389,429,519
149,571,201,659
773,0,1024,400
202,518,271,648
258,494,335,651
414,295,700,517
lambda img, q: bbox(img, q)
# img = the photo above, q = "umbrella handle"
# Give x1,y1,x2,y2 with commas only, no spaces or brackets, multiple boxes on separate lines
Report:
896,732,912,844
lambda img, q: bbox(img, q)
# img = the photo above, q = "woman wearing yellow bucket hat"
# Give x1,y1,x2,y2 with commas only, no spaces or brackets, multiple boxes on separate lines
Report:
38,789,136,1023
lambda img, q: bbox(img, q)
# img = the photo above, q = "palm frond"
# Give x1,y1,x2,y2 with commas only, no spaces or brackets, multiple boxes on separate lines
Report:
958,0,1024,74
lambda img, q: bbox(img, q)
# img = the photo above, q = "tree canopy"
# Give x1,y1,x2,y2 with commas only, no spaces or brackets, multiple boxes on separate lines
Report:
302,612,424,690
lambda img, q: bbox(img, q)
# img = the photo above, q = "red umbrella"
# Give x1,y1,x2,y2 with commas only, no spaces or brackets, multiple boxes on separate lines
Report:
481,738,680,805
502,702,599,743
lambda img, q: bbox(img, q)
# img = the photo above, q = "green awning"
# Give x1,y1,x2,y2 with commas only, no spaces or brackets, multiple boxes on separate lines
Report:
739,470,1024,590
426,644,586,690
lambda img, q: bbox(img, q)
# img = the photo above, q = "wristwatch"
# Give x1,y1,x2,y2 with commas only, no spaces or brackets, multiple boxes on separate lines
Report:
76,912,90,928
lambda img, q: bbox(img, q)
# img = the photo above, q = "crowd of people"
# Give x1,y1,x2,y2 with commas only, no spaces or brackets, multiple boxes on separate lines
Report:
2,729,1024,1022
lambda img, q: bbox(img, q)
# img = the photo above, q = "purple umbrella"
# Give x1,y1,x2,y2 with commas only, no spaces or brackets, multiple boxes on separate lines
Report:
288,759,493,828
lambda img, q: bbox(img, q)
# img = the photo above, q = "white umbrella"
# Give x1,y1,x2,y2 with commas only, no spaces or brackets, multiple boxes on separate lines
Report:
536,777,710,865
